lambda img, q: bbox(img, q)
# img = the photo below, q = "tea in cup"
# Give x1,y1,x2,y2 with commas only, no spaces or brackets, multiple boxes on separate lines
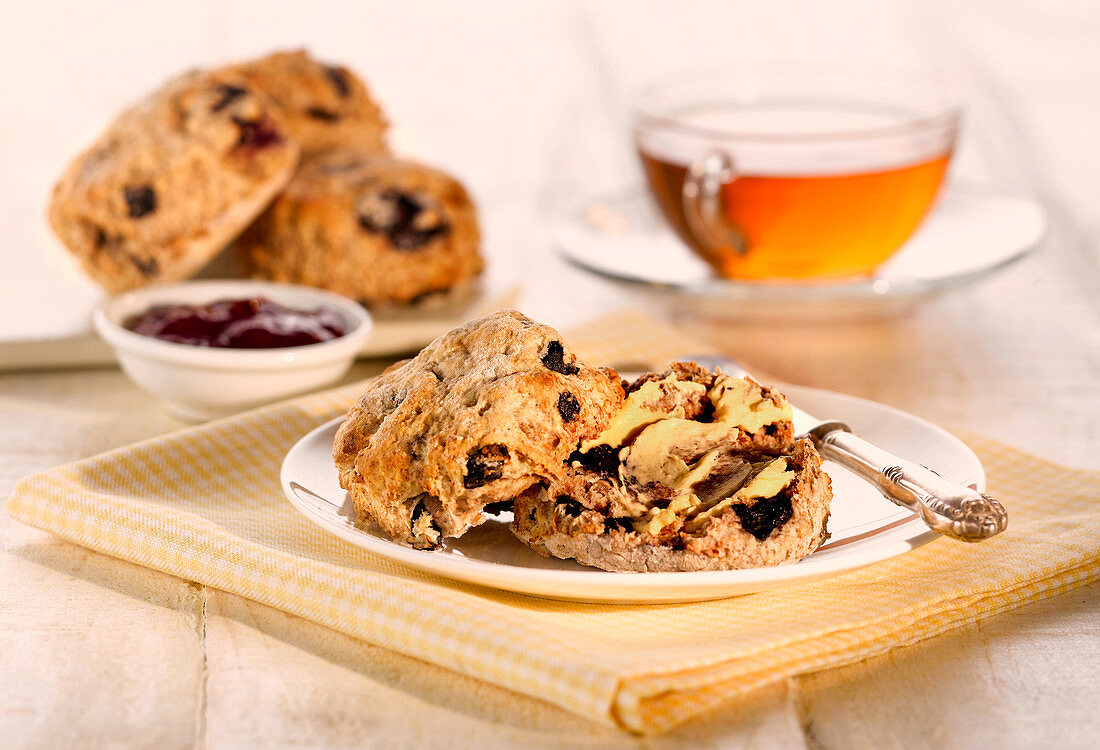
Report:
631,63,960,281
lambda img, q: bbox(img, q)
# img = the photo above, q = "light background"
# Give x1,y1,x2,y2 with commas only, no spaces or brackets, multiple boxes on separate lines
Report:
0,4,1098,747
0,0,1097,333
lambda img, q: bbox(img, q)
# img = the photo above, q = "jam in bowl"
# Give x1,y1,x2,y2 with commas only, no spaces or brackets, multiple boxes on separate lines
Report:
127,297,348,349
93,280,372,421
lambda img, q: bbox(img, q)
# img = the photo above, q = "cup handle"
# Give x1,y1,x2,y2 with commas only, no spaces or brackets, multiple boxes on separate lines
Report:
682,151,748,258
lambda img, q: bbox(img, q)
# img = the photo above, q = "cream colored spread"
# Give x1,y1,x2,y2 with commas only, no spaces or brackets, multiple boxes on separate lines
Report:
709,377,793,433
580,377,705,451
576,373,795,536
735,458,796,500
684,458,795,532
637,493,700,535
620,419,722,489
583,374,789,453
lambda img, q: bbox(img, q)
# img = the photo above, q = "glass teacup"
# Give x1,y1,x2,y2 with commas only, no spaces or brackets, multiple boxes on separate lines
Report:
631,62,961,281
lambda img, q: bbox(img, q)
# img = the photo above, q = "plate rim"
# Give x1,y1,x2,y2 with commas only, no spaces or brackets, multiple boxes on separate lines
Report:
280,385,983,597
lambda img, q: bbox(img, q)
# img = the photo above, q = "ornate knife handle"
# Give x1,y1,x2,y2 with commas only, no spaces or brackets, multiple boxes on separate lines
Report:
807,421,1008,542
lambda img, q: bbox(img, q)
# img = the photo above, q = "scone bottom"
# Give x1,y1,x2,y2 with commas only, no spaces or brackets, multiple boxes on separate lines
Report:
510,363,834,572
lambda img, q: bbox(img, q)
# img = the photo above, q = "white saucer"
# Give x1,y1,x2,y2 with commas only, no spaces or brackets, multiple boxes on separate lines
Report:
280,385,984,603
555,182,1047,321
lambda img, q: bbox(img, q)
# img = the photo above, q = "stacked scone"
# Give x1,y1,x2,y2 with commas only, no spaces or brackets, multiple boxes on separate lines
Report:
240,149,481,307
336,311,832,571
48,50,482,305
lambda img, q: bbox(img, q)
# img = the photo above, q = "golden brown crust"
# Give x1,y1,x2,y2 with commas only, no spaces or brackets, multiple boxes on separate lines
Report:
241,150,483,307
228,49,388,156
48,68,299,292
333,310,624,548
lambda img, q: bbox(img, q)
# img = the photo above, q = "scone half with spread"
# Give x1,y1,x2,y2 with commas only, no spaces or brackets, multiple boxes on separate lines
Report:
48,68,299,292
510,362,833,572
333,310,624,549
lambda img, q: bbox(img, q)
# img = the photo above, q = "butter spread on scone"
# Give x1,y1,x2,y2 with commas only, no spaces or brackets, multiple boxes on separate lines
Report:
510,362,831,572
580,364,792,452
333,310,623,549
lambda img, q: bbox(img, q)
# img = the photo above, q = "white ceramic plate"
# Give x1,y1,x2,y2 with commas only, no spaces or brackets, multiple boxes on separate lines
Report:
555,182,1047,321
281,385,983,603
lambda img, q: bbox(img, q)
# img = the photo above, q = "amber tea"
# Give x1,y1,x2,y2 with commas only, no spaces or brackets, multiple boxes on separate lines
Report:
639,147,951,280
632,68,960,281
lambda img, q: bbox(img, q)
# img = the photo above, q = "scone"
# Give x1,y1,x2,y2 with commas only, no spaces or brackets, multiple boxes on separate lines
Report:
333,310,624,549
509,363,832,572
575,361,796,468
512,440,831,572
48,69,298,292
241,150,483,307
228,49,388,156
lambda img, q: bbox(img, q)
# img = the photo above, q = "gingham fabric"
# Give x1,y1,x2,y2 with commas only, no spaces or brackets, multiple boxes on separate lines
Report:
6,310,1099,733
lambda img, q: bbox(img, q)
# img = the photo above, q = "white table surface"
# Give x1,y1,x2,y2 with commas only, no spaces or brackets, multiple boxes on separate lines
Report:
2,0,1098,747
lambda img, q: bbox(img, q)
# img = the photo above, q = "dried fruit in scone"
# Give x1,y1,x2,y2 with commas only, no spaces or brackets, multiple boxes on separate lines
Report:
332,310,624,549
48,68,298,292
228,49,388,156
512,439,831,572
573,361,795,476
509,362,831,572
241,150,483,308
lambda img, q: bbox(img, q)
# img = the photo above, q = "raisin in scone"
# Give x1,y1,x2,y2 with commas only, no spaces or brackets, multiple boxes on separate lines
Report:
241,150,482,307
510,363,832,572
512,440,831,572
333,310,624,549
228,49,388,156
48,69,298,292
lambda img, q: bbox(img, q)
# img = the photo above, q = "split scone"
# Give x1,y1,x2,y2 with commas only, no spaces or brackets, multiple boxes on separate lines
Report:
333,310,624,549
510,363,832,572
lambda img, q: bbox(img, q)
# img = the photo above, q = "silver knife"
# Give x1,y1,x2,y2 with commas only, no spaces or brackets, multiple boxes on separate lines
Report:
689,355,1008,542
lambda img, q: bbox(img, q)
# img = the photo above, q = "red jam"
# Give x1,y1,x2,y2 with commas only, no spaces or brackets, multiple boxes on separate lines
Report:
127,297,348,349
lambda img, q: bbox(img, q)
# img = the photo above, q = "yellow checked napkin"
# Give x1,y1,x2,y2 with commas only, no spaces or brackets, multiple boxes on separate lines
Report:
7,310,1100,733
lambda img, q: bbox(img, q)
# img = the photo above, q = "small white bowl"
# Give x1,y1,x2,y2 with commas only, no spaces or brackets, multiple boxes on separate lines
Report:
94,280,372,421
